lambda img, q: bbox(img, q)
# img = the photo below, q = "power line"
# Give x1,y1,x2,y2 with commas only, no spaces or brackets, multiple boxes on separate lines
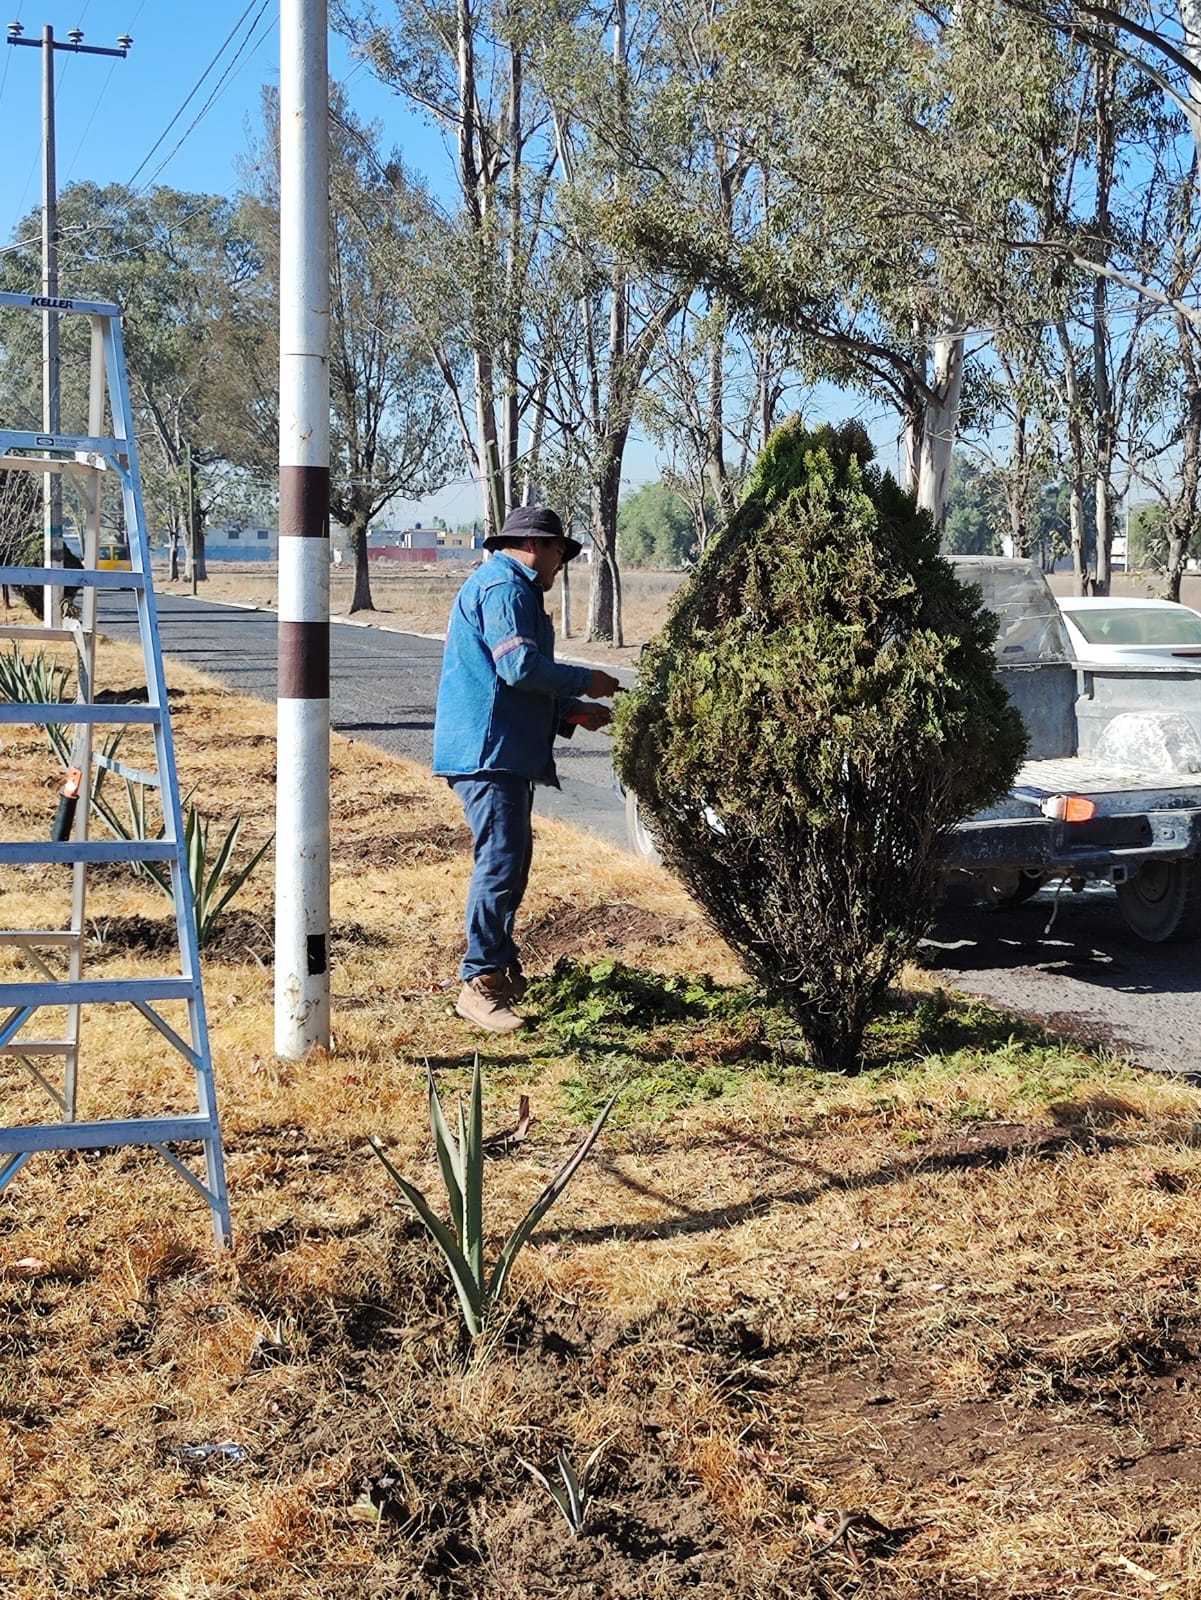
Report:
124,0,263,190
132,0,276,195
63,1,148,186
0,1,24,110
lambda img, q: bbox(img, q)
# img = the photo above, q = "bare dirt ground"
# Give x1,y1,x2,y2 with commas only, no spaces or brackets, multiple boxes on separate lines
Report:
6,627,1201,1597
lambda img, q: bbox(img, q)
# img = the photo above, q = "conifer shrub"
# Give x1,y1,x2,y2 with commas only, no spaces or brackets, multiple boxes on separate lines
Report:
612,418,1027,1074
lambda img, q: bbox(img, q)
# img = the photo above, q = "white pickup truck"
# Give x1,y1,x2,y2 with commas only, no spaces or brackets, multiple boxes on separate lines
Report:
941,558,1201,942
624,557,1201,943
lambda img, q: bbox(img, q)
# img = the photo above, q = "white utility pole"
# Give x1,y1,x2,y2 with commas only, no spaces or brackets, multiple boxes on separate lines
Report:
275,0,331,1057
6,22,131,613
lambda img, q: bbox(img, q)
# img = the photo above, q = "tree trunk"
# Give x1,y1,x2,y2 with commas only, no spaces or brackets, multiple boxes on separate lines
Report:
349,514,374,612
522,358,551,503
1003,396,1031,560
917,334,965,537
588,446,624,644
1090,53,1117,598
560,554,572,638
1069,470,1088,595
901,374,923,499
703,313,733,531
457,0,502,538
191,524,208,583
1165,384,1201,601
502,45,522,510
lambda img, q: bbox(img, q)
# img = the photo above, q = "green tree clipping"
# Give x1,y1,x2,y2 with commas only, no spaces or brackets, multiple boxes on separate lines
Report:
613,419,1027,1073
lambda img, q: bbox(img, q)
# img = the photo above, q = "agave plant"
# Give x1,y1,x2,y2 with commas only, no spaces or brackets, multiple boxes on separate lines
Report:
90,776,271,950
518,1439,612,1537
370,1057,617,1339
1,644,269,947
0,643,72,761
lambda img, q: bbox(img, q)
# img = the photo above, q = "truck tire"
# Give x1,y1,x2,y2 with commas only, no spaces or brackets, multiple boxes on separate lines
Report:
625,790,662,867
1115,860,1201,943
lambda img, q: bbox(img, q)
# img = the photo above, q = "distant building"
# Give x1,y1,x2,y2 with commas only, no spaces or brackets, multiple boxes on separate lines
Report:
206,526,277,562
367,523,483,563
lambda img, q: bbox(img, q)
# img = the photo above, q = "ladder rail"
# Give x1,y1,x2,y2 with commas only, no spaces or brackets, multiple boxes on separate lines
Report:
0,297,230,1245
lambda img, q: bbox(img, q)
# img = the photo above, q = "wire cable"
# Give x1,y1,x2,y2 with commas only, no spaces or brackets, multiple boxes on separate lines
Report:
0,0,24,113
62,0,147,186
124,0,262,190
132,0,275,195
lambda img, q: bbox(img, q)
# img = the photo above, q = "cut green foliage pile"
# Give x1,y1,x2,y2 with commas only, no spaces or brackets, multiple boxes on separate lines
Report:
614,419,1027,1074
525,958,1123,1128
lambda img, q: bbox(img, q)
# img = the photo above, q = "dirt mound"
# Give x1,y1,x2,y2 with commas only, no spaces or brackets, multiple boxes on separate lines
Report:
523,898,698,959
332,823,471,866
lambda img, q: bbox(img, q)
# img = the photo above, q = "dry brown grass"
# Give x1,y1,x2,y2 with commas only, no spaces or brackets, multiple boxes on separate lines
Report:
4,615,1201,1597
163,561,688,665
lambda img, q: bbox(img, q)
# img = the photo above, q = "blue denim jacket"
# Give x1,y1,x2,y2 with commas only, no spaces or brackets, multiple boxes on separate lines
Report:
432,553,593,784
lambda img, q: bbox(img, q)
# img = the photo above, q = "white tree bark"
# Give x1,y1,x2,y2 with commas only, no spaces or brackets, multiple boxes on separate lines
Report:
1180,0,1201,157
917,334,965,538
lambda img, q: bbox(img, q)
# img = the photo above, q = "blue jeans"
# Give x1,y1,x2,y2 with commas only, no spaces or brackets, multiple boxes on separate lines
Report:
450,775,535,980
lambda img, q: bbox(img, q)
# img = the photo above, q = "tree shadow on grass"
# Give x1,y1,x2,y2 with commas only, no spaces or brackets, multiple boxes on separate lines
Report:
545,1119,1123,1250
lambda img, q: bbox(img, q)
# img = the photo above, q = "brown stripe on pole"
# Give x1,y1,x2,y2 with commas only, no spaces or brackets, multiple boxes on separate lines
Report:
275,0,331,1058
279,620,330,698
280,464,331,537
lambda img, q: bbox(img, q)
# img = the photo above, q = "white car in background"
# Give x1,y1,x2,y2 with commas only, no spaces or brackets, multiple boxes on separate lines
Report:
1055,595,1201,667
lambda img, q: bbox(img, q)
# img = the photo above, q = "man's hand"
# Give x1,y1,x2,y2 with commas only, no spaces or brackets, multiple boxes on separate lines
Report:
585,669,621,699
566,704,613,732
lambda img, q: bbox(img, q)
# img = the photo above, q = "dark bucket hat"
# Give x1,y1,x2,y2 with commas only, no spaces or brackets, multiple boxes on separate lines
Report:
484,504,583,561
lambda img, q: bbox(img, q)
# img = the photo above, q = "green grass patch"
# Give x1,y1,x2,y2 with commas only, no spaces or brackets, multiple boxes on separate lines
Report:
523,959,1140,1128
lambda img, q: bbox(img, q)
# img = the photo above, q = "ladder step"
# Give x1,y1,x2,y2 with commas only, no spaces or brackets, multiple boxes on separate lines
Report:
0,977,192,1007
0,703,160,725
0,1040,73,1054
0,1115,213,1154
0,930,80,945
0,289,120,317
0,428,125,457
0,626,80,642
0,566,143,589
0,841,176,865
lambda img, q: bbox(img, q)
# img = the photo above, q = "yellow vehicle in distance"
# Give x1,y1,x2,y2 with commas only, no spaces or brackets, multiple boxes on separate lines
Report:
96,540,132,571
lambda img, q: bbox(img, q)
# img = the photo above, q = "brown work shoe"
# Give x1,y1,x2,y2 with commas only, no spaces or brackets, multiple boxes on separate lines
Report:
502,961,528,1002
455,973,525,1034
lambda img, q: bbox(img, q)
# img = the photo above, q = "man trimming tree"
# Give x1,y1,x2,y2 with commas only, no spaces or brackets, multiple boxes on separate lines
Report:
433,506,620,1032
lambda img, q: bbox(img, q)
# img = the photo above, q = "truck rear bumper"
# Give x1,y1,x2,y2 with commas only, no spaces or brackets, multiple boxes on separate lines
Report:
944,808,1201,875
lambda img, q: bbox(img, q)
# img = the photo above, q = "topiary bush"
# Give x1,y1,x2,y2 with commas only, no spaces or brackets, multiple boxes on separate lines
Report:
612,418,1028,1074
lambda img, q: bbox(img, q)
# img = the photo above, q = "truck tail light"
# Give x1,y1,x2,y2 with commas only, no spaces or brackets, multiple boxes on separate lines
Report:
1042,794,1097,822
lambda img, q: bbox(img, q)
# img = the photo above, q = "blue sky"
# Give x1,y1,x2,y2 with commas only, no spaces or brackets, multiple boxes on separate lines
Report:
0,2,900,526
0,2,498,525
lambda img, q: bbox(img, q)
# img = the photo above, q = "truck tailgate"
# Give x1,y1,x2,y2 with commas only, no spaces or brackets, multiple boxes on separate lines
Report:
975,756,1201,821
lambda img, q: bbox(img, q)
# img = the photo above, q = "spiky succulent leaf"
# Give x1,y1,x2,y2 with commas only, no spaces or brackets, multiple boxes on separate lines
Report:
489,1091,618,1305
427,1063,466,1248
368,1137,485,1337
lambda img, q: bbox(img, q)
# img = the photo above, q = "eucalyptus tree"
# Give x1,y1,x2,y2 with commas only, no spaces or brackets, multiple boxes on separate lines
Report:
335,0,691,642
617,0,1069,532
0,182,268,572
334,0,564,540
241,94,462,611
636,304,811,556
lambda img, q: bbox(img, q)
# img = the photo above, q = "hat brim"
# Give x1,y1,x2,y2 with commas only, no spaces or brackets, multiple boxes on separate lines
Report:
484,532,584,561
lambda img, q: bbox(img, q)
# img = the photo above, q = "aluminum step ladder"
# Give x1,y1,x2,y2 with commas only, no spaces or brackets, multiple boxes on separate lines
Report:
0,289,230,1244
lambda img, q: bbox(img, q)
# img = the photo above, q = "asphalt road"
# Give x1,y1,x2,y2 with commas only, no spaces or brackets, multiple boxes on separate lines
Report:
99,591,632,846
922,888,1201,1079
97,591,1201,1077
